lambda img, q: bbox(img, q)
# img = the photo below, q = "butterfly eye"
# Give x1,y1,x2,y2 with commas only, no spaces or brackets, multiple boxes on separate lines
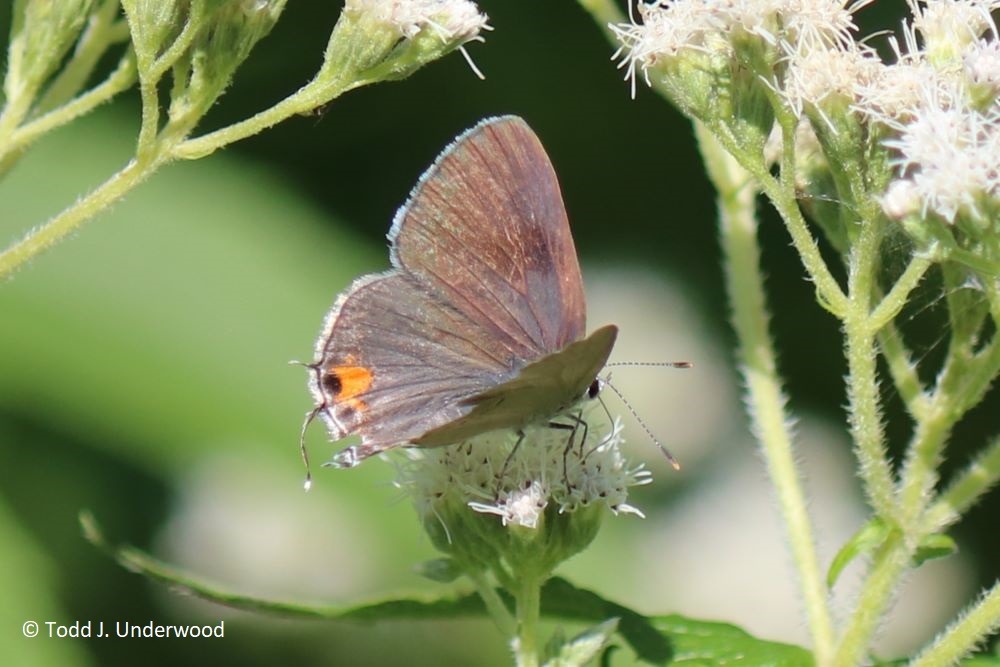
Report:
587,378,601,399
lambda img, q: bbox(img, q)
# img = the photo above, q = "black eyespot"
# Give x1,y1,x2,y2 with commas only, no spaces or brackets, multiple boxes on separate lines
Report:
587,379,601,399
323,372,342,396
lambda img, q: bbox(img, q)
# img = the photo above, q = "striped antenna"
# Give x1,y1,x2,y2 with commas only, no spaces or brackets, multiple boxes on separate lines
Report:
600,377,682,471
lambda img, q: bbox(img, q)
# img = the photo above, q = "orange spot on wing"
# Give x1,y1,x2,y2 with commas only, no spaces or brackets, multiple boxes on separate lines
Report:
327,366,373,403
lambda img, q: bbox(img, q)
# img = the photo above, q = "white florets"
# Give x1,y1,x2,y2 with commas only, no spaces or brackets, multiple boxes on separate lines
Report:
882,97,1000,222
610,0,869,97
396,413,651,530
346,0,489,43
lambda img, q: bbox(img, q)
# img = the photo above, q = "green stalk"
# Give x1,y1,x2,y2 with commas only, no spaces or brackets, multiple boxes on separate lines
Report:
908,582,1000,667
513,571,542,667
842,214,899,521
34,0,129,113
833,530,911,666
0,155,161,279
876,322,927,418
698,123,835,664
468,570,516,637
922,435,1000,532
172,73,359,160
1,52,137,170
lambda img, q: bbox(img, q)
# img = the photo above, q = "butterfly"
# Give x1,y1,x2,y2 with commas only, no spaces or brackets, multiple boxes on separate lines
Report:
304,116,617,470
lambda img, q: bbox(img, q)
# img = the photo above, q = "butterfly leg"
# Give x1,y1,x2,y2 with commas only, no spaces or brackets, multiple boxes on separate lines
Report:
550,412,589,489
494,430,527,500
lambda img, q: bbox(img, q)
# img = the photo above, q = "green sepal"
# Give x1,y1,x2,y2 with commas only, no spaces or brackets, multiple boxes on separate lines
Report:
912,532,958,567
828,518,891,589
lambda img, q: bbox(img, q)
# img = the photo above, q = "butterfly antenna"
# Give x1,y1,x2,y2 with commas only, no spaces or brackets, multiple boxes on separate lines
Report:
601,377,681,471
606,360,693,369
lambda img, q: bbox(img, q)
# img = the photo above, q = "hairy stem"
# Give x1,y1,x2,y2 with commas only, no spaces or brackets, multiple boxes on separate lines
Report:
922,435,1000,532
843,215,898,521
908,582,1000,667
699,123,835,664
0,155,160,279
513,572,542,667
468,571,516,637
834,530,911,666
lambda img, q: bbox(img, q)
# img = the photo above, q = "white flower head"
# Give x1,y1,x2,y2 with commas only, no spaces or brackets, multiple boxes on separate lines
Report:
396,411,650,531
610,0,870,99
343,0,490,78
783,43,878,122
346,0,488,41
882,94,1000,222
776,0,871,54
964,37,1000,101
911,0,1000,62
610,1,723,97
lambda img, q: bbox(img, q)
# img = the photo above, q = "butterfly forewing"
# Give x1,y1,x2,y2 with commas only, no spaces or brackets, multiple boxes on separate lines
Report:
391,116,586,358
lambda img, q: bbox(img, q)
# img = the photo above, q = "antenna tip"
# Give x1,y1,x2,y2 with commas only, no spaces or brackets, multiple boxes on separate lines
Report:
670,460,682,471
303,475,312,492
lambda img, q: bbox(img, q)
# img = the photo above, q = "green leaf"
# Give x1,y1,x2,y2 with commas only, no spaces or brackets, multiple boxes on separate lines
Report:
414,558,463,583
86,512,814,665
539,577,672,663
912,533,958,567
828,518,890,588
539,578,814,665
542,618,619,667
650,615,814,665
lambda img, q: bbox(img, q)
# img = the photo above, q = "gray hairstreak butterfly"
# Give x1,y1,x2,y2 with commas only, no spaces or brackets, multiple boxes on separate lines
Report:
303,116,619,471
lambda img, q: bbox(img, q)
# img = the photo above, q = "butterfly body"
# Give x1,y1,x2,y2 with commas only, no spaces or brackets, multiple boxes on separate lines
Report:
307,116,615,467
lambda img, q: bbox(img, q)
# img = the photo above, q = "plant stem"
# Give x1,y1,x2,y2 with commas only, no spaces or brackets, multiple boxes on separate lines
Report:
834,530,911,666
0,155,160,279
876,322,927,418
698,123,835,664
171,74,357,160
575,0,627,39
468,571,516,637
1,52,137,172
869,256,931,331
908,581,1000,667
896,402,954,530
922,435,1000,532
35,0,129,113
767,112,849,318
513,572,542,667
843,214,899,521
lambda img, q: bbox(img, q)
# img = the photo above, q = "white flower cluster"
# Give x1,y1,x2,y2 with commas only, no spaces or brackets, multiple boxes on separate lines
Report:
345,0,489,43
395,415,651,530
612,0,1000,225
859,1,1000,223
611,0,868,97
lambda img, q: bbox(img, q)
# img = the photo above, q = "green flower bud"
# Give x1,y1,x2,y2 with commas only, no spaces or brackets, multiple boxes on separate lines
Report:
121,0,185,80
5,0,98,101
319,0,490,87
167,0,286,127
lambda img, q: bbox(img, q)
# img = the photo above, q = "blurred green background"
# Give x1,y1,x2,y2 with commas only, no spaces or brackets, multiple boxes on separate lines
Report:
1,2,997,665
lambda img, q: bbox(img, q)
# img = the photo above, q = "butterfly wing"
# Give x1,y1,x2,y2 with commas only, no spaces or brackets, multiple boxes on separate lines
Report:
390,116,586,358
311,117,588,464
